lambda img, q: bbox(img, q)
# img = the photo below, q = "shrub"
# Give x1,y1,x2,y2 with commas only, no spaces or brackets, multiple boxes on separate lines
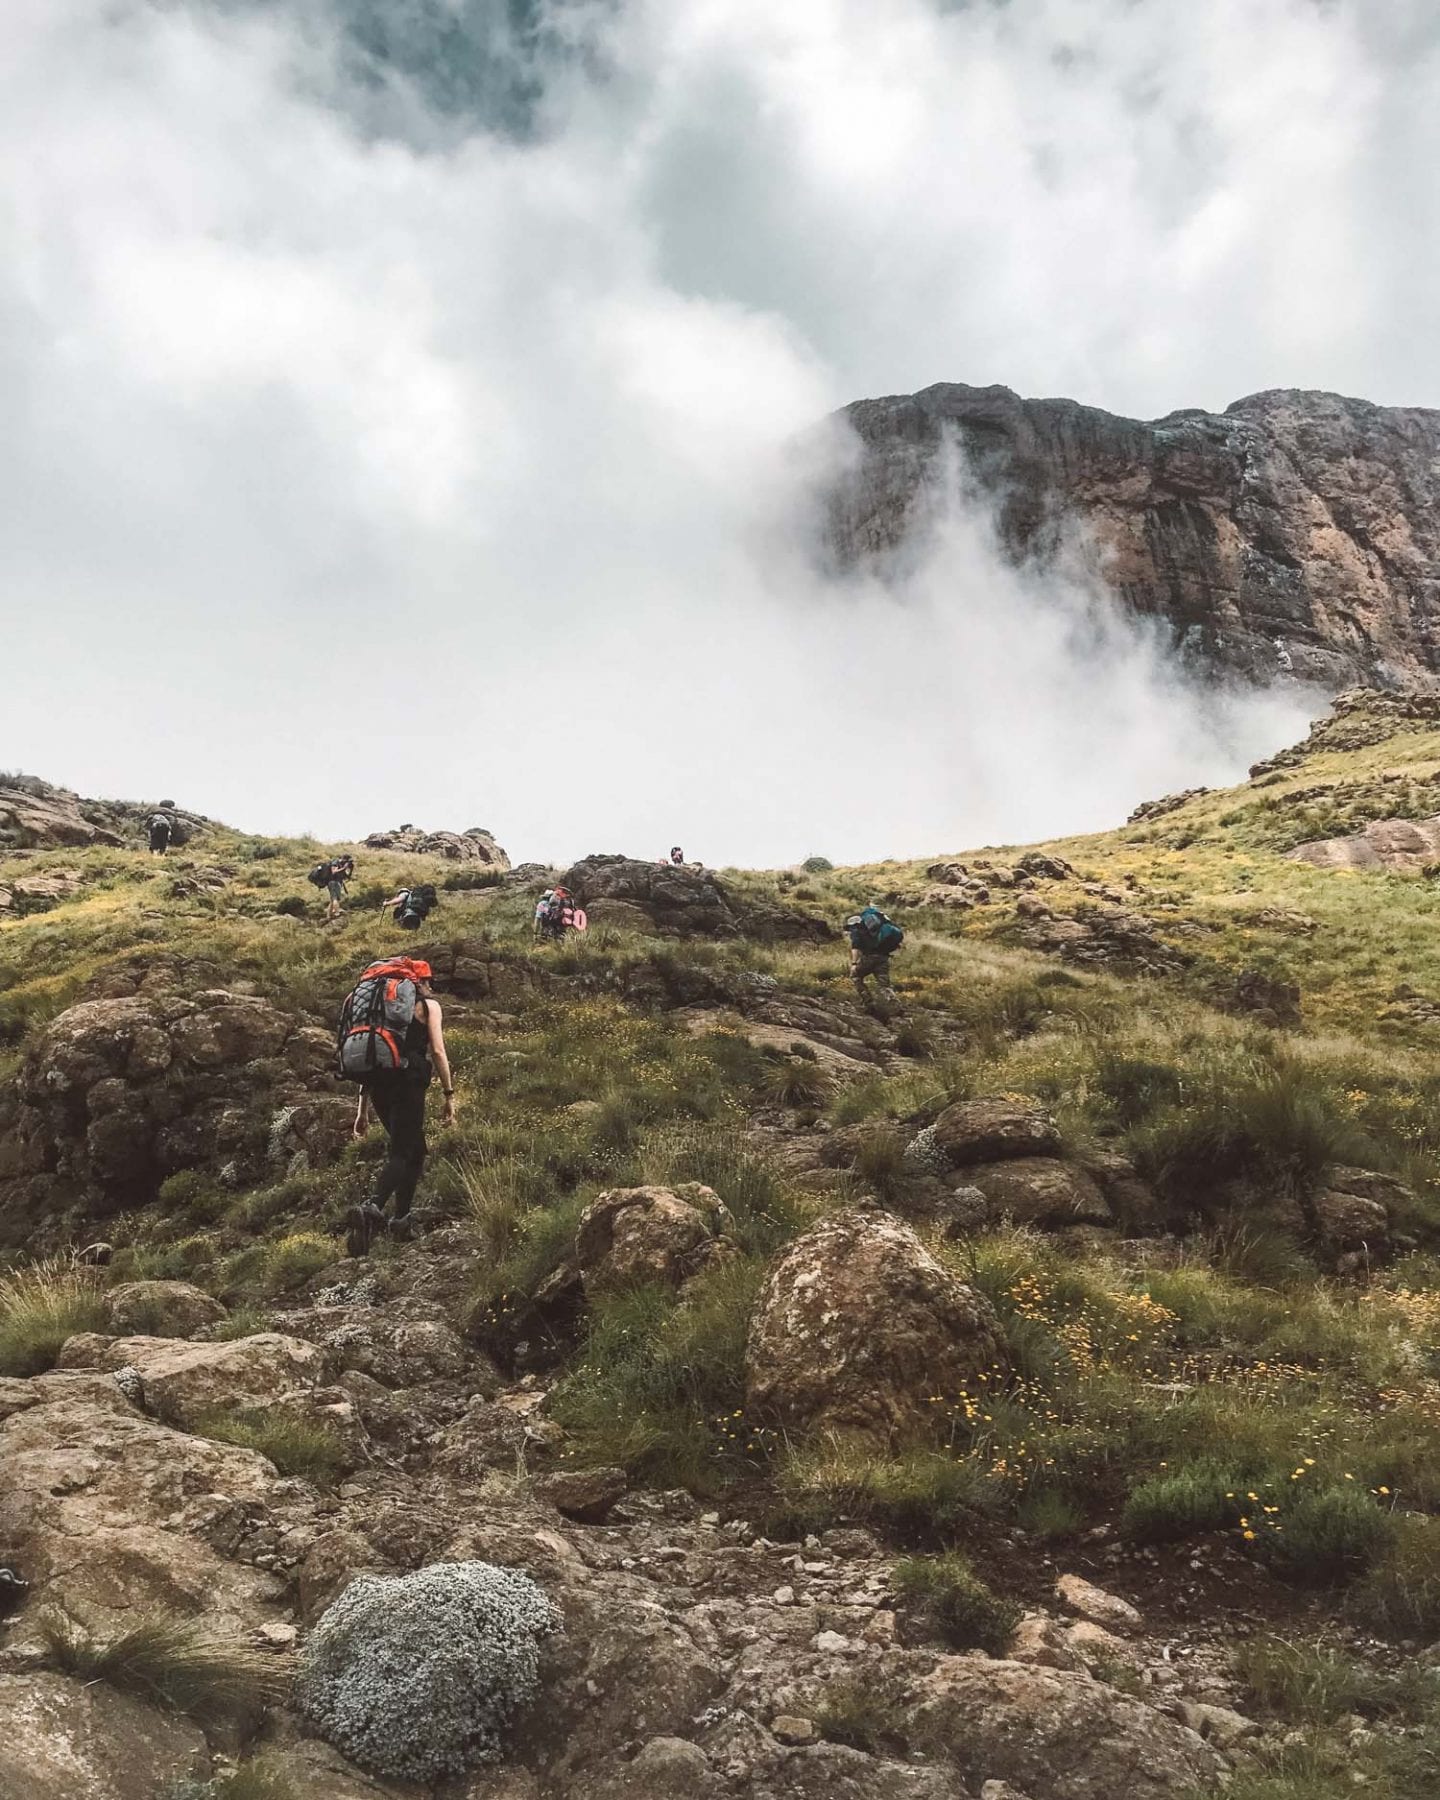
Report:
0,1260,107,1376
170,1761,296,1800
1351,1513,1440,1637
41,1611,284,1727
1259,1484,1394,1585
274,896,308,918
853,1129,909,1202
892,1553,1019,1654
762,1057,830,1109
1121,1463,1243,1545
547,1261,766,1491
263,1233,336,1293
801,856,834,875
194,1408,348,1484
772,1444,1004,1543
295,1562,560,1781
1235,1634,1382,1724
815,1671,909,1753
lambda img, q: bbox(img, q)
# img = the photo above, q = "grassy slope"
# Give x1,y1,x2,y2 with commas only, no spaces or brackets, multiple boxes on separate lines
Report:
6,704,1440,1795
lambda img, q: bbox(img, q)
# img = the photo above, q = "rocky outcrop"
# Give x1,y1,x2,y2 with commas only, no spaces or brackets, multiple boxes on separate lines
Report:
574,1184,737,1295
0,1672,208,1800
826,383,1440,688
1,988,336,1233
363,824,511,868
746,1208,1004,1442
563,856,834,944
0,778,123,849
1288,814,1440,871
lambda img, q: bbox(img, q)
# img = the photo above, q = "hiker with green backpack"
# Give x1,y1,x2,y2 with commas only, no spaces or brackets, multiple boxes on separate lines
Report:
336,955,457,1255
845,904,904,1001
380,883,439,932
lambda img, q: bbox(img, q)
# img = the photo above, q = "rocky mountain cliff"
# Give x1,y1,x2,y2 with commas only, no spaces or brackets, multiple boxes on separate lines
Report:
825,384,1440,689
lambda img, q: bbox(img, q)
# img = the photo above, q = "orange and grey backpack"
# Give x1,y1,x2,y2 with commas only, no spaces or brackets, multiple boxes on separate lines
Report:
336,958,431,1079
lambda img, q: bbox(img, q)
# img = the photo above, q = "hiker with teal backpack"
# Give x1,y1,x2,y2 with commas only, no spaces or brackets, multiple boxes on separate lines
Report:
380,883,439,932
845,904,904,1002
336,955,456,1255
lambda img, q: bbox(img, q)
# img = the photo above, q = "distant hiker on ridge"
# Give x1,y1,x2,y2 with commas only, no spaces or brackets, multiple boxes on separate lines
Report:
845,903,904,1004
381,883,439,932
534,884,575,943
337,955,456,1256
148,803,177,856
309,853,355,923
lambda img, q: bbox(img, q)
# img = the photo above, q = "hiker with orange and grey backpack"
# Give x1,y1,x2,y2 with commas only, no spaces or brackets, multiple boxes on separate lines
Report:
148,805,176,855
336,956,456,1255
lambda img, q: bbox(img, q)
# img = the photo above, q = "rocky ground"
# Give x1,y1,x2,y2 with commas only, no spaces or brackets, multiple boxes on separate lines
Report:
5,698,1440,1798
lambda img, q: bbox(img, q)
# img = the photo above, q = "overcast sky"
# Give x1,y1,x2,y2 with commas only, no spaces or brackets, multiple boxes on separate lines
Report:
4,0,1436,864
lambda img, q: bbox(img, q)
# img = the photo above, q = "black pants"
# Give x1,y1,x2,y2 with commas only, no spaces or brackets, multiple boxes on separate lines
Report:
366,1073,430,1218
149,825,170,853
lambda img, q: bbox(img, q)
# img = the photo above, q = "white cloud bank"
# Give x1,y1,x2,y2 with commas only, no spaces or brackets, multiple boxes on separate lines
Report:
4,0,1433,863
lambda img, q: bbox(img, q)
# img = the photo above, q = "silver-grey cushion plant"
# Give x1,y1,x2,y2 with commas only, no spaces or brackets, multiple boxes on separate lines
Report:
296,1560,562,1781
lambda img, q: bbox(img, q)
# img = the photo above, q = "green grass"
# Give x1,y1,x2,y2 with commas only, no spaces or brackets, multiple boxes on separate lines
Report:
41,1611,286,1727
891,1552,1019,1653
192,1408,348,1484
0,1260,107,1375
815,1672,910,1753
546,1260,768,1492
169,1762,298,1800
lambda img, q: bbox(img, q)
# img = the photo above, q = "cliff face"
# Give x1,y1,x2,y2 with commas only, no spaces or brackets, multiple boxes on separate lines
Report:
826,384,1440,689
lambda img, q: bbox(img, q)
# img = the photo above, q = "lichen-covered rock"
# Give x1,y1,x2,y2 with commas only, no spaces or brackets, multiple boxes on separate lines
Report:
930,1099,1064,1168
1054,1574,1143,1633
297,1561,561,1781
0,1672,207,1800
104,1280,227,1337
0,1396,282,1632
61,1331,324,1429
533,1465,628,1523
746,1208,1004,1442
8,989,334,1225
908,1656,1220,1798
959,1158,1112,1228
575,1184,736,1294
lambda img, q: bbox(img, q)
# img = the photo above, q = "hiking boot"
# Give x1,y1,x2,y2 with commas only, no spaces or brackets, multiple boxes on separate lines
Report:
344,1204,385,1259
389,1215,414,1244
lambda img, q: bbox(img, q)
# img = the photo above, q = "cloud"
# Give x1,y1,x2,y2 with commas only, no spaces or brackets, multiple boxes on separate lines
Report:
1,0,1418,862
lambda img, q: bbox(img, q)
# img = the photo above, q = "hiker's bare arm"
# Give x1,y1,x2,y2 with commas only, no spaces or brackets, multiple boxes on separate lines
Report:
352,1092,371,1139
427,1000,457,1120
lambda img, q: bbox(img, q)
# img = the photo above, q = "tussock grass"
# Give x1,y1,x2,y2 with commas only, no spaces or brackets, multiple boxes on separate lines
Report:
892,1552,1019,1653
193,1407,348,1484
41,1610,286,1727
546,1259,768,1492
0,1259,107,1376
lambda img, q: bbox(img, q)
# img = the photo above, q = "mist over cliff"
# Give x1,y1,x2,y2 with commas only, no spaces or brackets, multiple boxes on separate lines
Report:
7,1,1438,860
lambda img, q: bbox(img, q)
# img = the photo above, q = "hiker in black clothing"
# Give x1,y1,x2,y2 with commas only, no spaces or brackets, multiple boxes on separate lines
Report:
310,854,355,923
345,962,456,1255
380,884,438,932
148,804,176,855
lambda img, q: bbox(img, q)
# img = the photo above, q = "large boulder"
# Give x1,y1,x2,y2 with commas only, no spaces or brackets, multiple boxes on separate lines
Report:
575,1185,736,1294
0,1673,207,1800
8,989,335,1220
104,1280,228,1337
929,1098,1064,1167
960,1159,1112,1228
746,1209,1004,1442
363,825,510,868
60,1331,325,1429
562,855,832,944
908,1657,1220,1799
0,1392,284,1633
